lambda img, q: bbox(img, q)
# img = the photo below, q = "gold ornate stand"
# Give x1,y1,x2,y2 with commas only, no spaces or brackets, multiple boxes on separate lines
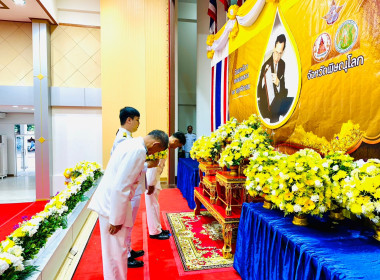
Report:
194,187,240,259
216,172,248,216
203,175,217,204
198,162,222,186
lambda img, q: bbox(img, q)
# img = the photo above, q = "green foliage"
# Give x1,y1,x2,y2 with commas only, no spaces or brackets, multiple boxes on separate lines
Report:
0,266,37,280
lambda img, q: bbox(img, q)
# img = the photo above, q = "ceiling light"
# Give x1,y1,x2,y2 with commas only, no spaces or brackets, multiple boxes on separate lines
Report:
31,109,35,111
12,105,19,108
22,107,28,109
13,0,26,5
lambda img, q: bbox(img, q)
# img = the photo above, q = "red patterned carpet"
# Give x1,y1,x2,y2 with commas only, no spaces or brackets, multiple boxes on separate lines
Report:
166,211,235,272
0,201,47,241
73,188,241,280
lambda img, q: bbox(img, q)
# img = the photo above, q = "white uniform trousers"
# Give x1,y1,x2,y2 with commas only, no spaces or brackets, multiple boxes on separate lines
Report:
127,194,142,257
145,188,162,235
99,215,132,280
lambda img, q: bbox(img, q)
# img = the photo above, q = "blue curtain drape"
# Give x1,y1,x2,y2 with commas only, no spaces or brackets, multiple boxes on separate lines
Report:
177,158,200,209
234,203,380,280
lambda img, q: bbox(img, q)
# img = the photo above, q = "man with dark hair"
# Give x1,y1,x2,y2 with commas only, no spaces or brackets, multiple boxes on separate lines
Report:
257,34,293,123
88,130,168,280
145,132,186,240
183,125,196,158
112,107,140,153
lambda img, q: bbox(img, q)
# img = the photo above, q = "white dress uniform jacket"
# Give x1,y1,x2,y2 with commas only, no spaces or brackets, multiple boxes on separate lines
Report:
89,137,147,228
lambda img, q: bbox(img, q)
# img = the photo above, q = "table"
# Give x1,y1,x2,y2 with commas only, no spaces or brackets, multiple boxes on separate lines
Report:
233,203,380,280
194,187,241,258
216,171,248,216
176,158,200,209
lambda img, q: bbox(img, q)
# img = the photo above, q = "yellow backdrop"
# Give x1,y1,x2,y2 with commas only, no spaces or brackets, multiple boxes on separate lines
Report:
228,0,380,146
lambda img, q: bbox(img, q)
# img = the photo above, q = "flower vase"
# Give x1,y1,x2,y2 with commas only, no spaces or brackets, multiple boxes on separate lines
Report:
229,165,239,176
263,199,272,209
292,214,308,226
373,225,380,242
329,208,345,221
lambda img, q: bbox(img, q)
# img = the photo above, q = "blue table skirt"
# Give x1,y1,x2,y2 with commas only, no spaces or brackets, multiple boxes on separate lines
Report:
234,203,380,280
177,158,200,209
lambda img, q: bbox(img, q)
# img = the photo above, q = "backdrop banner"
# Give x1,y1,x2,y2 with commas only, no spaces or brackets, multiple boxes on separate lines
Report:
228,0,380,146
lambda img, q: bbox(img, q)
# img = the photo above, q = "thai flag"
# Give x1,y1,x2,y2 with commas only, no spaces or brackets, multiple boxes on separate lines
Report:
237,0,245,6
219,0,230,11
208,0,217,34
211,56,229,132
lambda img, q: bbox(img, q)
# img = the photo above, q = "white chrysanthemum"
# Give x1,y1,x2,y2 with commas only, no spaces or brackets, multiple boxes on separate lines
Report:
366,165,376,175
7,245,23,258
361,205,367,215
372,217,380,225
279,202,284,210
346,191,353,198
322,162,329,168
292,184,298,192
374,202,380,213
333,165,339,171
263,152,268,157
279,184,284,189
312,166,319,172
319,206,327,213
293,204,302,213
271,190,276,196
0,258,10,275
311,195,319,202
279,172,284,178
258,166,263,172
314,180,322,187
256,186,262,191
255,177,260,182
355,159,365,168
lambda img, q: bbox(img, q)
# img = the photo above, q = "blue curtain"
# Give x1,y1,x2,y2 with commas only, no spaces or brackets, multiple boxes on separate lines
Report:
177,158,200,209
234,203,380,280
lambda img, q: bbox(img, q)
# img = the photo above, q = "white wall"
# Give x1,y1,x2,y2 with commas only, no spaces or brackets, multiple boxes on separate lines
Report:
52,107,102,194
196,0,226,138
0,113,34,175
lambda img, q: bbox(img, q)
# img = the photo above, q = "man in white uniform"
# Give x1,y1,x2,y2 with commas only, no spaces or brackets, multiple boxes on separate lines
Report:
145,132,186,240
88,130,168,280
110,107,146,268
183,125,196,158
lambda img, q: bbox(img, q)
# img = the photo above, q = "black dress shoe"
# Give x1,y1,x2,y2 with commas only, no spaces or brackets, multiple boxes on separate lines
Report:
150,231,170,240
128,257,144,268
130,249,144,258
161,229,170,235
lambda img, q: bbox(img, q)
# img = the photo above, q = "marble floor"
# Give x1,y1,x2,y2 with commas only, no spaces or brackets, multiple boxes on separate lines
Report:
0,175,36,204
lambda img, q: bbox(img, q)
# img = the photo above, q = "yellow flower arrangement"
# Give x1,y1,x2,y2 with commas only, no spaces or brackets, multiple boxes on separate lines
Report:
190,136,221,161
328,120,363,154
218,140,243,167
146,150,168,161
341,159,380,225
288,121,363,155
244,148,286,199
323,151,355,210
272,149,332,217
214,117,239,144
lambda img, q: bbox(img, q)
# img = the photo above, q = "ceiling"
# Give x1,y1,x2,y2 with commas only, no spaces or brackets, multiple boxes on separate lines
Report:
0,0,56,24
0,105,34,113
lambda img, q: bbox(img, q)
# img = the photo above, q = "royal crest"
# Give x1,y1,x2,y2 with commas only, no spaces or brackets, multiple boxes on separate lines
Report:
322,0,344,25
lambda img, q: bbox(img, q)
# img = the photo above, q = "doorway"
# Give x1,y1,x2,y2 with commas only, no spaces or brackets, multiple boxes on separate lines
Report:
15,124,35,177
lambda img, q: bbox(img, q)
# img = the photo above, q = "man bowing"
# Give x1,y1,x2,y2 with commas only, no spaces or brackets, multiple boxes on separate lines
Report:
88,130,169,280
